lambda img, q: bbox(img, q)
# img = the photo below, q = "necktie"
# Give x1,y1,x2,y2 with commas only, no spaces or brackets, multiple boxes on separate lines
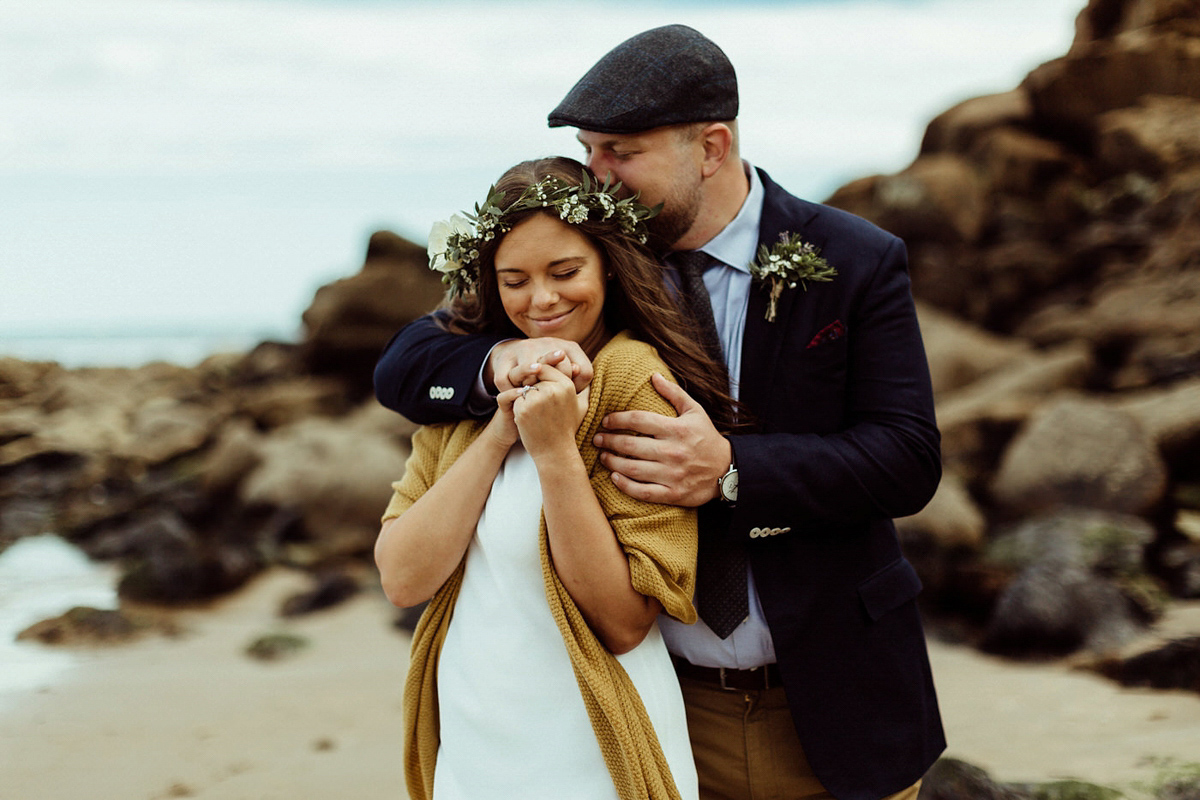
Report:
672,250,726,371
672,250,749,639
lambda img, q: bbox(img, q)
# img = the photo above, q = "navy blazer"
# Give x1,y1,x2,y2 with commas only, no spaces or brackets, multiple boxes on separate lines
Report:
373,168,945,800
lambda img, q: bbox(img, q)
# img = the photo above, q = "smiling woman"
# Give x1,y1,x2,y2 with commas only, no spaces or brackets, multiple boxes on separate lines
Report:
495,214,610,355
372,156,745,800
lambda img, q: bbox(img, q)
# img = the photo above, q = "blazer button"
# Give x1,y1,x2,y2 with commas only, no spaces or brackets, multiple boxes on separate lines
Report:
749,527,761,538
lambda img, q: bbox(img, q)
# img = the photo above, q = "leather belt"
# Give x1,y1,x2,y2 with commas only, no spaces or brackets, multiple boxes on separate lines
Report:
671,655,781,692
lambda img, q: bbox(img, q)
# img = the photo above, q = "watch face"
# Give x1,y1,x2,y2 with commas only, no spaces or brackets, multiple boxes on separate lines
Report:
721,470,739,502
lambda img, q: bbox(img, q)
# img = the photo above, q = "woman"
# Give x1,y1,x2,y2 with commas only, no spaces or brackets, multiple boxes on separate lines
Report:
375,157,735,800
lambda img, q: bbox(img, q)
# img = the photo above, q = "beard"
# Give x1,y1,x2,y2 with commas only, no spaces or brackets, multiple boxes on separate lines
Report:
644,178,703,254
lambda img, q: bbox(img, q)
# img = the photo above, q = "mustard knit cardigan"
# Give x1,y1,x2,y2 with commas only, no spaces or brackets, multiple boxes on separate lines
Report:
382,332,699,800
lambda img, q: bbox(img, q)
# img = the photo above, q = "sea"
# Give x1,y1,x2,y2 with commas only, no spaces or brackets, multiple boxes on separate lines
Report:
1,0,1082,692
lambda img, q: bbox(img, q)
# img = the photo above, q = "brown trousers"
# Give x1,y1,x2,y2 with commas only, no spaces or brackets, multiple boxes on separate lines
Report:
679,677,922,800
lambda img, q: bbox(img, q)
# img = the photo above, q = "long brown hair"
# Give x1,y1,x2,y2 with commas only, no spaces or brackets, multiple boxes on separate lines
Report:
441,157,739,432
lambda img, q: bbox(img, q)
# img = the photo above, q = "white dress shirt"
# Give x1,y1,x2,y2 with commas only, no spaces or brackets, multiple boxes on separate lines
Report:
657,163,778,670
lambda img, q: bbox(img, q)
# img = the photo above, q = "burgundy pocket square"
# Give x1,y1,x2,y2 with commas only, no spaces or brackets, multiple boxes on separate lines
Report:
806,320,846,349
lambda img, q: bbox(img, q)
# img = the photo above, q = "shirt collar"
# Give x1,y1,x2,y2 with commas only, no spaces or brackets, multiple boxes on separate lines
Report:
698,160,763,274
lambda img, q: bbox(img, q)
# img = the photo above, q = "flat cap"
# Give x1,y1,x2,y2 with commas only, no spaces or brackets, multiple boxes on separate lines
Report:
548,25,738,134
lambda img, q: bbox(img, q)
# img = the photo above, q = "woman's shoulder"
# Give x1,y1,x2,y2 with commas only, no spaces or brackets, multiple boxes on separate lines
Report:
588,331,676,416
410,419,485,465
593,330,668,376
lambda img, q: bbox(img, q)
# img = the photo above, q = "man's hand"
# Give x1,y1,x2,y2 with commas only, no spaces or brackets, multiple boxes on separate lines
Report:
485,338,594,394
593,373,731,507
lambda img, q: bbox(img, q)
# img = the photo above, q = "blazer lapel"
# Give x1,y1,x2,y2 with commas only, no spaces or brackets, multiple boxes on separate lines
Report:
738,169,821,416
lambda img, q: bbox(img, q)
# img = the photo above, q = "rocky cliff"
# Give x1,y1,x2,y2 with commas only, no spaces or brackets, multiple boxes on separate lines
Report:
824,0,1200,660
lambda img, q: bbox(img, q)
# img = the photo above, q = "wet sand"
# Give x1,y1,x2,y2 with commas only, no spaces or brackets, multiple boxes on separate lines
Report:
2,568,1198,800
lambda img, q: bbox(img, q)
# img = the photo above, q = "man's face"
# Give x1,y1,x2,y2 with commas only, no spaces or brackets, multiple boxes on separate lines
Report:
577,127,703,251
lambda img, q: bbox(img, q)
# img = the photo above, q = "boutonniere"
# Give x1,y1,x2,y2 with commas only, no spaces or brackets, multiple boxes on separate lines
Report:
749,233,836,322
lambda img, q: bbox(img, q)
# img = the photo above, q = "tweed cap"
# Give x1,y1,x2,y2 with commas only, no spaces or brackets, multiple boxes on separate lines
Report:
548,25,738,134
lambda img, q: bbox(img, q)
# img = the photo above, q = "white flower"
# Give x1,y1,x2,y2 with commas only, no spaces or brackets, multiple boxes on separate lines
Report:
749,232,836,322
428,214,474,273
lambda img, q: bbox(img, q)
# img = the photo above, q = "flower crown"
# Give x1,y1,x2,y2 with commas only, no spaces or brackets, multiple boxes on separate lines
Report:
427,172,660,296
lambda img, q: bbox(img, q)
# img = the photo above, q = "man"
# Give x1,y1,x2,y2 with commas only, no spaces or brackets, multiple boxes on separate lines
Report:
374,25,944,800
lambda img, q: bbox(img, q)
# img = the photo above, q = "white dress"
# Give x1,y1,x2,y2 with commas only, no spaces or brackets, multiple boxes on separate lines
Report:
432,443,698,800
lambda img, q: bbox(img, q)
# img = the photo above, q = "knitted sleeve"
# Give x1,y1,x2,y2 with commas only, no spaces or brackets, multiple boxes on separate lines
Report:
381,423,456,522
583,336,698,625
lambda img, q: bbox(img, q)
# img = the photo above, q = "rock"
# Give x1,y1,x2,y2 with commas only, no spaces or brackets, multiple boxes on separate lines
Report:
1115,377,1200,461
990,398,1169,516
920,90,1034,156
112,509,263,604
0,402,131,470
16,606,177,645
0,357,60,400
1093,635,1200,693
1177,509,1200,542
918,757,1126,800
344,398,420,443
826,154,991,244
1152,777,1200,800
393,601,429,633
980,510,1159,657
896,472,990,614
200,419,263,495
234,377,350,430
1020,781,1125,800
209,340,306,386
1096,95,1200,176
1018,272,1200,347
986,508,1157,574
1016,265,1200,392
279,571,360,617
917,758,1033,800
1024,28,1200,141
967,240,1075,330
126,397,221,465
245,632,309,662
916,302,1034,396
968,127,1075,196
981,561,1144,657
1072,0,1200,52
239,411,410,561
1153,536,1200,597
935,343,1093,483
300,231,445,393
896,471,986,552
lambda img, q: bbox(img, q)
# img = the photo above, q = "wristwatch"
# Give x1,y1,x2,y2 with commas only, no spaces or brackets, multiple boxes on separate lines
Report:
717,461,739,504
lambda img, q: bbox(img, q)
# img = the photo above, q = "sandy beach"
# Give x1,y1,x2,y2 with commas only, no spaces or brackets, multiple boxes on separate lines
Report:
2,567,1199,800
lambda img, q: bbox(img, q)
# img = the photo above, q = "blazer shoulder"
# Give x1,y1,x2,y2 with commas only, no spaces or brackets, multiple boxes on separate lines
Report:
757,167,902,253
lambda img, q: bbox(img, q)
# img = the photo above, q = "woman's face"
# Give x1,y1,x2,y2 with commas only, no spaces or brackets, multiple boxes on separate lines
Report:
494,212,609,355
